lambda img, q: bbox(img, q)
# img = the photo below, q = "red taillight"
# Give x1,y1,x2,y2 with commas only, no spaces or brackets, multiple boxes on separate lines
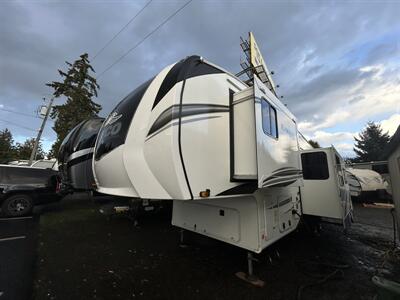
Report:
56,180,61,193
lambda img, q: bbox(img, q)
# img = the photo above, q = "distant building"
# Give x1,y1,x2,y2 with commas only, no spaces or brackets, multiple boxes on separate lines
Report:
385,125,400,240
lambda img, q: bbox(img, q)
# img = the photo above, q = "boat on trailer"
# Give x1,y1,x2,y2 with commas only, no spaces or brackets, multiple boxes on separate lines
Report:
92,35,353,284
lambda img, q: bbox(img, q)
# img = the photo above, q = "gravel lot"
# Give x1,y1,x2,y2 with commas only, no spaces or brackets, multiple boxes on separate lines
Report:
31,197,399,300
0,215,38,300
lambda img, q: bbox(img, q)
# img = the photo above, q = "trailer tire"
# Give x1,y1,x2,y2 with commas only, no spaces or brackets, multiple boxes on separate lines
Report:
1,194,33,217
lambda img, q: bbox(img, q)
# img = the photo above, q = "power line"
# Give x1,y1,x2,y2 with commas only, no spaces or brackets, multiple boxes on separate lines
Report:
97,0,194,79
92,0,154,61
0,118,38,132
0,107,38,118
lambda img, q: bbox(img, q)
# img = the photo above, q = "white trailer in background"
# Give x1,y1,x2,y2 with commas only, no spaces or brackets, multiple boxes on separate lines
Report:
92,35,353,284
350,160,392,195
345,168,389,201
345,170,362,198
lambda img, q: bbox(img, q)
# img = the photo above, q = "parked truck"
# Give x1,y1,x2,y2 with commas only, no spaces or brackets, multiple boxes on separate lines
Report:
0,164,61,217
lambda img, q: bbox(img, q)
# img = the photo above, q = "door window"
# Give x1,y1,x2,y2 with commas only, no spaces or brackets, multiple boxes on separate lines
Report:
301,152,329,180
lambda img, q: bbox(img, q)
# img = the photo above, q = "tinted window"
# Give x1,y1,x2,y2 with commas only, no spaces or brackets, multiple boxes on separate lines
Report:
261,99,278,138
301,152,329,180
372,164,388,174
95,78,153,160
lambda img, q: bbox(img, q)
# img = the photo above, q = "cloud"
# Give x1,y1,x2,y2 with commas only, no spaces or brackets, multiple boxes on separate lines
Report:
297,63,400,135
0,1,399,153
311,130,356,145
380,113,400,136
304,130,357,158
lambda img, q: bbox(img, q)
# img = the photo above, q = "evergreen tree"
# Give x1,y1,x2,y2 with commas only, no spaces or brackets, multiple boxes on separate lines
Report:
0,128,15,163
308,139,320,148
47,53,100,156
15,138,45,160
353,121,390,162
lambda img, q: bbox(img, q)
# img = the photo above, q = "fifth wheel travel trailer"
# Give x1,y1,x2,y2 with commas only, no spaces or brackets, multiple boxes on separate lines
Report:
58,117,164,216
92,55,352,279
58,117,104,193
93,57,304,249
92,32,352,284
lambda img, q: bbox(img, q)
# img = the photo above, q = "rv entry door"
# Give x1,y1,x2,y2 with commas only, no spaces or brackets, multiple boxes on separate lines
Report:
300,147,353,228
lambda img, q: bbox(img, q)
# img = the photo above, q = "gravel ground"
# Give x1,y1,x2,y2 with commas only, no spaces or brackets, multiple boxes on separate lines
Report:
33,197,399,300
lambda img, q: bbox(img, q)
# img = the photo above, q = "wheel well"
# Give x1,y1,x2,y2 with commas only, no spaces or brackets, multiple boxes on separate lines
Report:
1,192,34,203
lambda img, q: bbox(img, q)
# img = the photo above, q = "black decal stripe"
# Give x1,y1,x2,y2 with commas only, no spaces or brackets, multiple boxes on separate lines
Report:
152,56,224,110
267,170,302,179
67,152,93,168
272,170,303,177
267,197,292,209
263,174,302,186
217,182,258,196
178,70,193,200
229,89,235,182
145,116,221,141
147,104,229,136
153,59,186,110
263,179,298,188
263,170,302,183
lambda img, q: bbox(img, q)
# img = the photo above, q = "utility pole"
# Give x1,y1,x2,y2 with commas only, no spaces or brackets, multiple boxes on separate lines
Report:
29,97,54,165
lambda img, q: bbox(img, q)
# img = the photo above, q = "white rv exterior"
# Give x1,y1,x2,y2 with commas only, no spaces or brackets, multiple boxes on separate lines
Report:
385,125,400,239
345,170,362,197
300,147,353,227
92,55,351,253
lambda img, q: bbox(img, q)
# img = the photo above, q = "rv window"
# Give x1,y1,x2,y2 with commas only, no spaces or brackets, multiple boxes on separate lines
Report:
261,99,278,138
301,152,329,180
372,164,388,174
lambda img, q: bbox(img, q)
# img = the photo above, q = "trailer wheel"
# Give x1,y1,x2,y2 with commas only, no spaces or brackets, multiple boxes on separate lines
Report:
1,194,33,217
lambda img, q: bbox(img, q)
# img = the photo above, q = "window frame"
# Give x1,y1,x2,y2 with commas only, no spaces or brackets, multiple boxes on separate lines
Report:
261,98,279,139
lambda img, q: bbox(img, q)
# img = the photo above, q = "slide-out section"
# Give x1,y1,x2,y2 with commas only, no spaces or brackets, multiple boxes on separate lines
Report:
300,147,352,227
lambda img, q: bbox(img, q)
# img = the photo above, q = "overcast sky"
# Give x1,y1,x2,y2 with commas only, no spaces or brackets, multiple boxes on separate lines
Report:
1,0,399,157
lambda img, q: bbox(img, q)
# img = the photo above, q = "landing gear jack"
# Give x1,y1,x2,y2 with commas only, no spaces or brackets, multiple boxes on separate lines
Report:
179,229,188,248
235,252,265,287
